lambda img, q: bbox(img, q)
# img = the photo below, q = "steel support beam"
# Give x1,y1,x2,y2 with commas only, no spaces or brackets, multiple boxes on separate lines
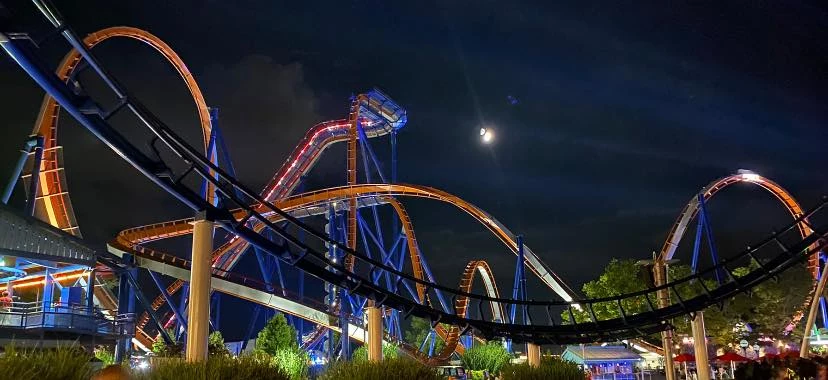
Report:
2,136,41,204
692,312,710,380
24,135,44,216
186,214,213,362
802,258,828,355
527,343,541,368
114,254,135,363
654,260,676,380
366,301,382,362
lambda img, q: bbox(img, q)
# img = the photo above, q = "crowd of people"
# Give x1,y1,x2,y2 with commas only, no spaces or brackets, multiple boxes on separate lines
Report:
733,355,828,380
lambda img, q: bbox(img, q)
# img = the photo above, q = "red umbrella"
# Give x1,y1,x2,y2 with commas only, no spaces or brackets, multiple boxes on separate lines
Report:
673,354,696,378
717,352,749,378
674,354,696,363
763,353,779,360
716,352,749,362
778,350,800,359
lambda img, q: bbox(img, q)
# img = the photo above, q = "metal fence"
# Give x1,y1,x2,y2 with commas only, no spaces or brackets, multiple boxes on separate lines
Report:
0,301,133,337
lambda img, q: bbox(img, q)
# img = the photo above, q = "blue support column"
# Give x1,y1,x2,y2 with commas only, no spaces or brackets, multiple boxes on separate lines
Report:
176,283,189,341
86,268,95,312
324,204,339,359
339,288,351,360
24,135,44,216
698,194,722,283
2,136,40,204
510,235,528,324
693,194,723,284
115,254,135,363
211,293,221,331
691,211,704,273
508,235,528,353
41,268,53,311
241,305,261,352
149,271,187,331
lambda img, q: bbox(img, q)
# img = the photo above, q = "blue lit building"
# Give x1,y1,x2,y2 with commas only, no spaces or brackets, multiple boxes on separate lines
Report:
562,345,643,380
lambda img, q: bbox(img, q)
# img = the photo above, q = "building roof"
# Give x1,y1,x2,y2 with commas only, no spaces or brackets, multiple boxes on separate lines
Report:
562,345,642,364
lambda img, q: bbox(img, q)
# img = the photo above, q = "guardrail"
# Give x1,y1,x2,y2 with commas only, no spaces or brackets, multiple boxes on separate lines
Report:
0,301,133,337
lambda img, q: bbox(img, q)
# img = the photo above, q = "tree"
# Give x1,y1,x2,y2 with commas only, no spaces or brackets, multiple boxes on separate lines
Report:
152,328,185,357
252,314,307,379
404,316,445,354
562,258,812,347
256,313,299,355
727,261,811,340
209,331,231,357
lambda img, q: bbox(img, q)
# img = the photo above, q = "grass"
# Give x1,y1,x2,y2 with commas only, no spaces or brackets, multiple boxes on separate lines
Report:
500,357,584,380
131,355,291,380
319,357,438,380
460,342,513,374
0,346,93,380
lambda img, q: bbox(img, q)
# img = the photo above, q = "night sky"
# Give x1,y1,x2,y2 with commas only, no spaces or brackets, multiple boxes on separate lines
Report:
1,1,827,338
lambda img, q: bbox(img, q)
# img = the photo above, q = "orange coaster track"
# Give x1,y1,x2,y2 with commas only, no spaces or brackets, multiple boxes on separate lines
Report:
116,184,545,360
27,27,213,348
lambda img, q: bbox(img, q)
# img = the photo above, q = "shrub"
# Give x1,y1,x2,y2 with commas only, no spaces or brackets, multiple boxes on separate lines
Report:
208,331,231,357
256,313,299,356
320,357,438,380
132,355,290,380
351,342,399,362
468,369,487,380
94,346,117,366
460,342,512,374
271,348,309,380
500,357,584,380
152,329,185,358
0,346,92,380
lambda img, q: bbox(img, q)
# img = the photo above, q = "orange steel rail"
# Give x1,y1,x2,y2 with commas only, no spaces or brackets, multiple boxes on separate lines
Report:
345,95,367,268
28,27,213,350
656,171,815,330
657,172,813,274
118,184,573,316
116,184,539,357
30,27,213,234
427,260,504,362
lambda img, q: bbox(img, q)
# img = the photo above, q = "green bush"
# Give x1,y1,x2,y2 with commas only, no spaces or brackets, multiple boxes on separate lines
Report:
271,348,309,380
208,331,231,357
460,342,512,374
320,357,438,380
152,329,185,358
94,345,116,366
500,357,583,380
468,369,486,380
351,342,399,362
255,313,299,356
133,355,290,380
0,346,92,380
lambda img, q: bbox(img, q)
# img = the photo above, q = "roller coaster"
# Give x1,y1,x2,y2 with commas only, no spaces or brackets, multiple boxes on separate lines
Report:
0,0,826,366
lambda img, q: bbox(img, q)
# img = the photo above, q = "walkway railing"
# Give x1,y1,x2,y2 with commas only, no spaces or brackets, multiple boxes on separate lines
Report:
0,301,133,336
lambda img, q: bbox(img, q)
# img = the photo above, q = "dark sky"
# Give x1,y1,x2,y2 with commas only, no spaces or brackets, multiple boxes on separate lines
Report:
1,1,827,337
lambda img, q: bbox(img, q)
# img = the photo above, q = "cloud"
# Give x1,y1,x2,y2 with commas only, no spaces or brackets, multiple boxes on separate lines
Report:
199,55,323,189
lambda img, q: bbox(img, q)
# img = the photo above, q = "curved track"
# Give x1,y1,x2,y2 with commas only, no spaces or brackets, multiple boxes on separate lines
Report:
25,27,213,343
133,90,406,335
658,172,814,273
2,4,825,354
30,26,212,234
115,185,520,358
